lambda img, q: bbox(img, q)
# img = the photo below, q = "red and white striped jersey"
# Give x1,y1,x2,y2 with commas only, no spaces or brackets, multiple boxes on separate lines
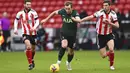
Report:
93,9,118,35
14,9,39,35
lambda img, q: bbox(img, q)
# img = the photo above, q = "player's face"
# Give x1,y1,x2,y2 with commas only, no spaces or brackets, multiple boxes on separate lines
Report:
103,3,110,12
65,5,72,14
24,2,31,10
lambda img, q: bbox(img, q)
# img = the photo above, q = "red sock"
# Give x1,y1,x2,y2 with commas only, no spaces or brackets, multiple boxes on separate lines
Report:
32,51,35,59
26,49,32,64
109,52,114,66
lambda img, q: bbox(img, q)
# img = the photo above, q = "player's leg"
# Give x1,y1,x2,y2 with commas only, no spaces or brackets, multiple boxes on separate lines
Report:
32,45,35,68
98,35,109,58
99,47,107,58
107,39,115,70
67,47,74,63
66,47,74,70
66,36,75,70
30,35,37,68
24,39,34,70
57,39,67,65
57,34,68,65
23,35,33,70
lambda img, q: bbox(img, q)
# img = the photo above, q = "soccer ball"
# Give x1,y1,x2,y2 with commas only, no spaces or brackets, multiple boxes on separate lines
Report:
50,64,59,73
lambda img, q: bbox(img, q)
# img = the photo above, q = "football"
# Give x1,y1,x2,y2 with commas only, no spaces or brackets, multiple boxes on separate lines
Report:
50,64,59,72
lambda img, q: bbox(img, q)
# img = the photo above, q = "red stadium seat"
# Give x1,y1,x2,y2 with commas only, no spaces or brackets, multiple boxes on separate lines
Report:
7,8,14,13
83,0,90,5
44,1,50,6
124,4,130,10
119,0,126,4
91,0,97,4
0,0,129,28
96,5,102,11
10,2,16,7
127,0,130,3
117,4,123,10
37,1,43,7
32,2,37,7
57,1,64,6
50,1,57,6
16,2,23,7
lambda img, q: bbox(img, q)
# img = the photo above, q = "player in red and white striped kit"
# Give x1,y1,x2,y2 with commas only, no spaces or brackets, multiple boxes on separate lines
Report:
72,0,119,70
14,0,39,70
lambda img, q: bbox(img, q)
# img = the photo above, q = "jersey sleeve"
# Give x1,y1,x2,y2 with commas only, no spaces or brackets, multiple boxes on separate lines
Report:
75,11,80,17
93,10,100,18
58,9,64,15
112,13,118,23
16,12,21,20
34,11,39,20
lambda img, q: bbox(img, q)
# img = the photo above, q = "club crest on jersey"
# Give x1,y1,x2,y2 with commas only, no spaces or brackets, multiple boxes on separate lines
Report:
63,18,73,23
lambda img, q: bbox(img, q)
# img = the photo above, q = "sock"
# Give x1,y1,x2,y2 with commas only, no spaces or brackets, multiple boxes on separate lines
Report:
109,52,114,66
26,49,32,64
57,60,61,65
58,48,66,61
32,51,35,60
67,54,74,63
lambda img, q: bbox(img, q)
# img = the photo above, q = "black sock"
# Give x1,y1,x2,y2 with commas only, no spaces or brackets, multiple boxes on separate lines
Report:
7,42,11,50
67,54,74,63
58,48,66,61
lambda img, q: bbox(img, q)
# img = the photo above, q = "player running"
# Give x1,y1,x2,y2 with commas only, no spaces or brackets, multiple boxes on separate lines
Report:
41,1,80,70
73,0,119,70
14,0,39,70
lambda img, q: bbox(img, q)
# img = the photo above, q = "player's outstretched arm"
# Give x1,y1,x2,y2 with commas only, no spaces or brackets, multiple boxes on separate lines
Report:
41,10,59,24
14,18,19,35
81,15,95,22
71,17,81,23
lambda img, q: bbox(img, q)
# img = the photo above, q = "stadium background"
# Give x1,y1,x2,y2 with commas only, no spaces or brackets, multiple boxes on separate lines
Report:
0,0,130,73
0,0,130,51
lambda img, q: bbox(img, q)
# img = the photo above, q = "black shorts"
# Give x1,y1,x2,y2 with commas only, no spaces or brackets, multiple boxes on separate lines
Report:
22,34,37,45
60,33,76,49
97,33,115,49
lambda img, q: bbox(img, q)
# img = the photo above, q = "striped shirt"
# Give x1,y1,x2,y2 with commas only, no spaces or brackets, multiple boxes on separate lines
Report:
93,9,118,35
14,9,39,35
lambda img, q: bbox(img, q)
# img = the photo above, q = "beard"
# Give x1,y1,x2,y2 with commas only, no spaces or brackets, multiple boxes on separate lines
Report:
25,7,31,11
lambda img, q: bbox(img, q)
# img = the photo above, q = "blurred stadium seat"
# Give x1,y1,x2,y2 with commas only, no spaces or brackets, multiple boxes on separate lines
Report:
0,0,129,28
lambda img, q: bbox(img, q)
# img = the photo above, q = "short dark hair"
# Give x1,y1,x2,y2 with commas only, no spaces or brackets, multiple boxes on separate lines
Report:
64,1,72,8
24,0,31,4
103,0,111,5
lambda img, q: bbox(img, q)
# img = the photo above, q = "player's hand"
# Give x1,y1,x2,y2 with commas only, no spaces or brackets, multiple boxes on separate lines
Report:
71,17,75,20
14,30,18,35
103,19,112,24
41,19,47,25
30,27,35,32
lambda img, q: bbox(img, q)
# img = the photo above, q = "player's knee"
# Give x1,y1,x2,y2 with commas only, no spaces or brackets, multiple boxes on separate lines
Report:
26,45,32,49
100,53,106,58
109,49,114,53
61,39,68,48
68,49,74,55
101,55,106,58
68,51,74,55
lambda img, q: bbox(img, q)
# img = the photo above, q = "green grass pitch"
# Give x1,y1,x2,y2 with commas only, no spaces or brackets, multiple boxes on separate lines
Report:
0,50,130,73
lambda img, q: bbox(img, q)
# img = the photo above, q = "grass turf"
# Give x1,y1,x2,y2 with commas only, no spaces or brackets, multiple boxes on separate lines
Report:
0,50,130,73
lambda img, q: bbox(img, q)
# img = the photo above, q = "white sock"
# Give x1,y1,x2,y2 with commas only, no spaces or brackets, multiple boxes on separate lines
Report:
57,60,61,64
